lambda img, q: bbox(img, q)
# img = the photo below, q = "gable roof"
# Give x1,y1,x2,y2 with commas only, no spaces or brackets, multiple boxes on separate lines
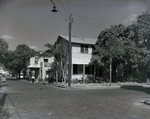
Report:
58,35,97,45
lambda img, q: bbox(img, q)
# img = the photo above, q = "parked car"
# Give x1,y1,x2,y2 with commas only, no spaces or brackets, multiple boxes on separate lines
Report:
1,75,6,82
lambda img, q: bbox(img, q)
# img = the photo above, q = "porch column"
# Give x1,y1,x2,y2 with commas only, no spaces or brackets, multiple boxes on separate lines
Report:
83,64,85,75
83,64,85,81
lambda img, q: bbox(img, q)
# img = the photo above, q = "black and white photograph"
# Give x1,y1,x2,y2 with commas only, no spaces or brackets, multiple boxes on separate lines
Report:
0,0,150,118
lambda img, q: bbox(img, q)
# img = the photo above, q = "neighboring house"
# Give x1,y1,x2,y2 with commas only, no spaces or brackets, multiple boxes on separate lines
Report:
26,56,54,81
54,35,97,81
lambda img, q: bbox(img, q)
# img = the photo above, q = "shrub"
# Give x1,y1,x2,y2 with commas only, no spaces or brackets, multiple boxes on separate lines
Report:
72,78,79,84
85,75,95,83
47,78,55,83
38,78,43,82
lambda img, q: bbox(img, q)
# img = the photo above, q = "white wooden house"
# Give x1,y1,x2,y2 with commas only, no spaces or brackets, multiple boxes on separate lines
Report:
54,35,97,81
27,56,54,81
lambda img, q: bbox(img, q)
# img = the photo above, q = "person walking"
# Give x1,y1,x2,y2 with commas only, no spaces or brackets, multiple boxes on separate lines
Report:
31,75,35,84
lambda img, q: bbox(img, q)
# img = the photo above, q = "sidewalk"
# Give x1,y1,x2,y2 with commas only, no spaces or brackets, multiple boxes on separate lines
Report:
48,82,150,90
21,79,150,90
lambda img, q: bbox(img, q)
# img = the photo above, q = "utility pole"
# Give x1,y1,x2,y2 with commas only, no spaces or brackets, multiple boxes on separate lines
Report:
56,44,58,85
109,38,112,86
68,14,73,87
51,0,73,87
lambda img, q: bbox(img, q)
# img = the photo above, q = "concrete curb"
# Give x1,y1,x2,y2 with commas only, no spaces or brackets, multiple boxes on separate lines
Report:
48,83,121,90
21,80,150,90
49,82,150,90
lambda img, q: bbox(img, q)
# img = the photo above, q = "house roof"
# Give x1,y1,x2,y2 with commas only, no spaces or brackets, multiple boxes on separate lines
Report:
59,35,97,45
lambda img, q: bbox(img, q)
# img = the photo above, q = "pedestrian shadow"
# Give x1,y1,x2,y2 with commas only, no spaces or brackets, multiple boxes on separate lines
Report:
120,85,150,94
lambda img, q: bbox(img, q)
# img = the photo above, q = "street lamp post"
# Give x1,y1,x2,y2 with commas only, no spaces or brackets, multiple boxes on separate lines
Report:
51,2,73,87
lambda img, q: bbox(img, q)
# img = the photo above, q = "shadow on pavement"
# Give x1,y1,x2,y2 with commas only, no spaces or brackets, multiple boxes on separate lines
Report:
1,84,9,87
121,85,150,94
0,93,7,117
0,93,7,108
6,78,21,81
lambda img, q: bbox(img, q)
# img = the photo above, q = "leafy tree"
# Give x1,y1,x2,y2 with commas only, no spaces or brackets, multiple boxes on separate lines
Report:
136,11,150,49
43,43,68,83
91,11,150,83
122,23,147,81
91,24,126,84
0,38,9,66
8,44,37,78
135,11,150,81
121,11,150,82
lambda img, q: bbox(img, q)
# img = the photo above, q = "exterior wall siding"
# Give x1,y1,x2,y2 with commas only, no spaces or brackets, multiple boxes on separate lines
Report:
72,53,92,64
71,43,93,80
72,43,93,64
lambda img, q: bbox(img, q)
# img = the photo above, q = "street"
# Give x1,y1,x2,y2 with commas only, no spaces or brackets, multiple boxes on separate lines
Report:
0,80,150,119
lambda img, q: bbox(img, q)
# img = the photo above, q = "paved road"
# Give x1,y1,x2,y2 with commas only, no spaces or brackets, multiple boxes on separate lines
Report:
0,80,150,119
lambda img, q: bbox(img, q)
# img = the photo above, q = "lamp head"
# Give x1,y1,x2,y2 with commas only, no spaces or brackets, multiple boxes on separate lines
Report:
51,5,58,12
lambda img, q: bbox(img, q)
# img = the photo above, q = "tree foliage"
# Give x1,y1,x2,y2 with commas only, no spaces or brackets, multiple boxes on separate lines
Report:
0,38,9,66
7,44,37,78
91,11,150,82
91,24,127,82
43,43,68,82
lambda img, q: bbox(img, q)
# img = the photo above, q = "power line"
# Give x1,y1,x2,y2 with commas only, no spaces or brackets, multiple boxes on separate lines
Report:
66,0,72,14
73,18,113,29
73,17,114,27
51,1,116,30
74,21,108,29
51,0,68,22
57,6,68,22
72,13,118,25
56,0,70,15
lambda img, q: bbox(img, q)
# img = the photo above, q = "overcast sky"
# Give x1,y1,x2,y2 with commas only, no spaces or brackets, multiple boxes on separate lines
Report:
0,0,150,51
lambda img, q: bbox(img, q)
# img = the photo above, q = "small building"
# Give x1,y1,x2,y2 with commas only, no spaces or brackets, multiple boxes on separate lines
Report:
26,56,54,81
54,35,97,81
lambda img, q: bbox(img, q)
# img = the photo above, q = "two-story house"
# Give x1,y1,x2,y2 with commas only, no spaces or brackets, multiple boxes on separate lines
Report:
54,35,97,81
26,56,54,81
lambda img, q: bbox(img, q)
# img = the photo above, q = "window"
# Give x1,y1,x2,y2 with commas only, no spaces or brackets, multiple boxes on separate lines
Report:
73,64,83,74
44,59,48,67
35,56,39,64
80,45,88,53
44,59,48,63
81,45,84,53
85,45,88,53
73,64,77,74
35,60,38,64
92,46,95,51
85,65,89,74
35,59,38,64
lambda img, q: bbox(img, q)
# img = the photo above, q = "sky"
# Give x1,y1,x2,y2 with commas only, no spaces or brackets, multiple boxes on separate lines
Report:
0,0,150,51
